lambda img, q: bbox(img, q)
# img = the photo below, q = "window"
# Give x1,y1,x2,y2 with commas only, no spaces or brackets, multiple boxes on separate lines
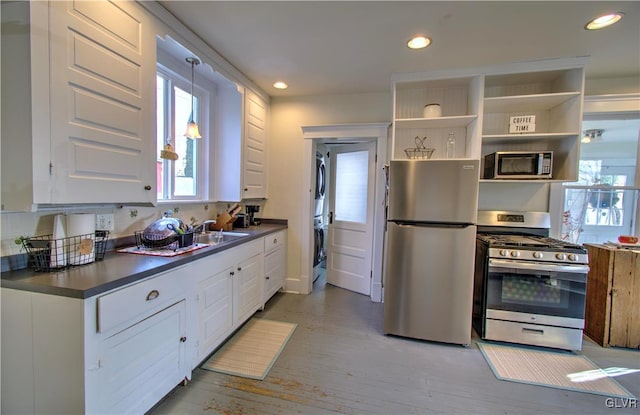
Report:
334,150,369,223
156,66,208,201
561,117,640,244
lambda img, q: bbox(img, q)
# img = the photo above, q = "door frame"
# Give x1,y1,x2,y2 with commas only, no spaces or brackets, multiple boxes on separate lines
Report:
301,123,390,301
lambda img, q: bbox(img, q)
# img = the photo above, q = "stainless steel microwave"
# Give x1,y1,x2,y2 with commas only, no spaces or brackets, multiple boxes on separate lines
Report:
483,151,553,179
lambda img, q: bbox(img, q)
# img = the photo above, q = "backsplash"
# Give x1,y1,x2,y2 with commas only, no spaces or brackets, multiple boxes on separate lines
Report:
0,201,265,259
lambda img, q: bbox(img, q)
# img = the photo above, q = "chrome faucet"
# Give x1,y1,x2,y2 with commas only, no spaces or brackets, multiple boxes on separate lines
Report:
193,219,217,234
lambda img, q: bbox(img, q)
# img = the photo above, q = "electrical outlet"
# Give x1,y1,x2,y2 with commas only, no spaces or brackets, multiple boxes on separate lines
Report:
96,214,115,231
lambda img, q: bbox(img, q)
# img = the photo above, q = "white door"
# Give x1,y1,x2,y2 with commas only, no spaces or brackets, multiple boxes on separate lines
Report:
327,142,376,295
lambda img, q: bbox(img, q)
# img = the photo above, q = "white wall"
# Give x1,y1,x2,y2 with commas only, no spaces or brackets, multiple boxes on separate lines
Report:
584,76,640,96
264,92,390,281
0,203,228,259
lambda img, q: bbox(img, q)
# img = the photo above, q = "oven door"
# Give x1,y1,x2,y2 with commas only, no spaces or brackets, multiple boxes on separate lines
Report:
486,259,588,322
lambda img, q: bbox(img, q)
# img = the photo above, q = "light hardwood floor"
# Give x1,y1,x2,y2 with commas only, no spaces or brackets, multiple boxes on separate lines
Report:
150,276,640,415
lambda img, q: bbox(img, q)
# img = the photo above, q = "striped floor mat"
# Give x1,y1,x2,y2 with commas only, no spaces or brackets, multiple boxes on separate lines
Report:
478,342,635,399
202,318,297,380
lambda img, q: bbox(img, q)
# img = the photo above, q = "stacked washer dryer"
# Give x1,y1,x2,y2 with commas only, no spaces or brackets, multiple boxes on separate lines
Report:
313,151,327,281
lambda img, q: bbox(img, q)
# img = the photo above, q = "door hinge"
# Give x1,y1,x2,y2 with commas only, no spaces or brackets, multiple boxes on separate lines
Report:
370,270,373,279
49,162,53,175
375,154,378,163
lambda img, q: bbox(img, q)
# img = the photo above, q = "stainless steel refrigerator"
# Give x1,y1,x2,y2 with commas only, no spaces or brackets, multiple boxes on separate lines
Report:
383,159,479,345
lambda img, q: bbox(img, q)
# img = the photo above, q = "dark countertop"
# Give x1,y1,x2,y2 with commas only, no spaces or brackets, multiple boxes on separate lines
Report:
1,222,287,299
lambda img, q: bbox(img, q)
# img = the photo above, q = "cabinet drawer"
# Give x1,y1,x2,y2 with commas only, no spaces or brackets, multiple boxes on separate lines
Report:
264,230,285,253
97,269,185,333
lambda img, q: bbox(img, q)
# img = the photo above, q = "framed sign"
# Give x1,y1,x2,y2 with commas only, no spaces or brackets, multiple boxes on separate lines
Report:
509,115,536,133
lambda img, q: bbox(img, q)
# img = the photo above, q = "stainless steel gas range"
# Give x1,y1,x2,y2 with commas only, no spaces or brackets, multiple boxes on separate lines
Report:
472,211,589,351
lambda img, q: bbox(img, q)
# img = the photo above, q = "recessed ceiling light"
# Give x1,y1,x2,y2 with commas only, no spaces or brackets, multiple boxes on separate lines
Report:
585,12,624,30
273,81,288,89
407,36,431,50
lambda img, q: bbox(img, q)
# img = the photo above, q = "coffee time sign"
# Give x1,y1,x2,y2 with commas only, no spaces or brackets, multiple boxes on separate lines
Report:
509,115,536,133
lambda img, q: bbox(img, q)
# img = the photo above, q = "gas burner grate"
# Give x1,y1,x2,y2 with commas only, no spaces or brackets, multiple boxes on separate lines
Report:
477,233,585,252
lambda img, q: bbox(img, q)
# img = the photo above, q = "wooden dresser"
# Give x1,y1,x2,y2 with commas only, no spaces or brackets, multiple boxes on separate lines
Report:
584,244,640,349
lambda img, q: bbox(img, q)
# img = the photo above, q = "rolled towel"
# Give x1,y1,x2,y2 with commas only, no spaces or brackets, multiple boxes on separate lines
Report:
50,214,67,268
67,213,96,265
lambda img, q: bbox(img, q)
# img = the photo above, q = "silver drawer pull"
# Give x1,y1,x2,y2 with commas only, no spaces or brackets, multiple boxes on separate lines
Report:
146,290,160,301
522,327,544,335
273,238,278,244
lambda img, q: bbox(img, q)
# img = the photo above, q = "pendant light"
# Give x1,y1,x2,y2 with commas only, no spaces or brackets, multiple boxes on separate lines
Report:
184,57,201,139
160,141,179,160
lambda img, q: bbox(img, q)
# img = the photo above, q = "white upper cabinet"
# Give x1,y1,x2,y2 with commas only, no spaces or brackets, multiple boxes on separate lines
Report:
213,87,269,202
243,89,268,199
391,57,586,182
0,1,156,211
392,75,483,161
48,1,156,204
481,65,585,182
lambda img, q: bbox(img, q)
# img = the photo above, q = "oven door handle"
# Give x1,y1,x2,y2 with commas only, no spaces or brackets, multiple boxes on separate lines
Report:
489,259,590,274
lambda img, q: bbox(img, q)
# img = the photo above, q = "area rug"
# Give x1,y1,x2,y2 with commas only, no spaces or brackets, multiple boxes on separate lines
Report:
478,342,635,399
202,318,297,380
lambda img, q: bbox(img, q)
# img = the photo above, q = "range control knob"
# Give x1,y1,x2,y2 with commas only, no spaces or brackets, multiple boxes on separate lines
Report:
499,249,509,257
555,253,567,261
568,254,578,261
510,251,521,258
533,252,543,259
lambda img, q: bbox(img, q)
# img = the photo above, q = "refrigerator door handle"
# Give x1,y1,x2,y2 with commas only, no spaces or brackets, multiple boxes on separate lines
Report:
392,221,474,229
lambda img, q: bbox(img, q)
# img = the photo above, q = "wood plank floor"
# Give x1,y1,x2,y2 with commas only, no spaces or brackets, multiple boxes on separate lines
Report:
150,276,640,414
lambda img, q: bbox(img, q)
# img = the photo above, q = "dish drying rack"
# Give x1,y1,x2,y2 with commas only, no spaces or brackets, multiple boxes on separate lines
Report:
21,231,110,272
134,230,195,250
405,136,435,160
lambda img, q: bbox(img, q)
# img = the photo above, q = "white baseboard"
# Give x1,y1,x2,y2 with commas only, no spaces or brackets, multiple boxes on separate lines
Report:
371,282,383,303
284,274,311,295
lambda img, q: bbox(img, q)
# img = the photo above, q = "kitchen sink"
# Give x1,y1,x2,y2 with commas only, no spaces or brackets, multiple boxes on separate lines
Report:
196,231,249,245
221,231,250,236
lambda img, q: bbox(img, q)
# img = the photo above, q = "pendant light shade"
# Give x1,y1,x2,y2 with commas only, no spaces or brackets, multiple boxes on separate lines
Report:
184,57,201,139
160,142,179,160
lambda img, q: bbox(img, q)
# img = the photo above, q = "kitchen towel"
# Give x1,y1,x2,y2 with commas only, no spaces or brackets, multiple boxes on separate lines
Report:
50,214,67,268
67,213,96,265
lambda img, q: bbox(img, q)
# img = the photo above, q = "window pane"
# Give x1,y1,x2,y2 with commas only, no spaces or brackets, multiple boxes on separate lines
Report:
335,150,368,223
156,75,166,199
174,86,197,197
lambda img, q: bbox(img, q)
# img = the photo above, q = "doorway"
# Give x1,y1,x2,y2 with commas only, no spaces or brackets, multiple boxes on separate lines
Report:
301,123,389,301
325,141,377,295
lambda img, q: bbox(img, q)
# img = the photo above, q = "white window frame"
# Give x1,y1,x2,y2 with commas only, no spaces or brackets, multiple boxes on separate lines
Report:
156,63,211,202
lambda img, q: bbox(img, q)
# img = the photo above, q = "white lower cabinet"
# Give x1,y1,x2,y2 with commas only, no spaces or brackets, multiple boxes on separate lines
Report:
236,251,263,323
263,230,287,307
195,261,234,365
1,233,284,414
91,265,190,414
98,300,187,414
192,238,263,368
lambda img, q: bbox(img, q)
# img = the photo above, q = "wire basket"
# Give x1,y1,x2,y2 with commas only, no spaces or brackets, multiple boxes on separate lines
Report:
21,231,109,272
404,148,435,160
405,135,435,160
134,230,195,250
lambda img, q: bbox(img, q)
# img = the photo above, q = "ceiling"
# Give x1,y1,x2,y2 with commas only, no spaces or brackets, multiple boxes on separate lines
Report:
158,1,640,98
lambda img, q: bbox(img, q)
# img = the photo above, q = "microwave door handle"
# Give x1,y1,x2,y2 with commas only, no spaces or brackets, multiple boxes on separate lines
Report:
537,154,544,174
489,259,590,274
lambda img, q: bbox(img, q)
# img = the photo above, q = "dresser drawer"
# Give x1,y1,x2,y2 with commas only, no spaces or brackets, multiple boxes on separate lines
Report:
264,230,285,254
97,268,185,333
